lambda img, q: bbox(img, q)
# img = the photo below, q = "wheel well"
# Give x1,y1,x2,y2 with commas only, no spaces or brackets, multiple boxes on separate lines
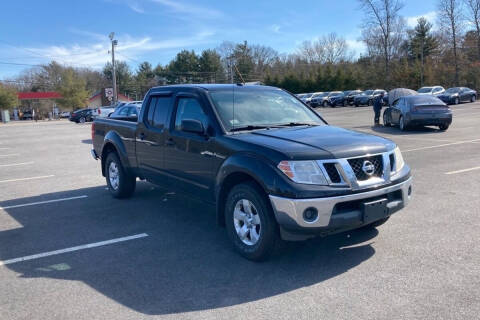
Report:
216,172,267,227
101,143,117,176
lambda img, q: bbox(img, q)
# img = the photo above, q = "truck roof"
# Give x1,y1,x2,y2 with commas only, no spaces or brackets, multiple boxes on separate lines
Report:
149,84,280,92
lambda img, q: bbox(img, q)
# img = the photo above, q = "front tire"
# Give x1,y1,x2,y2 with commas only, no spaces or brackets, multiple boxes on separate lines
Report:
323,101,329,108
399,116,407,131
454,97,459,105
225,182,279,261
79,117,86,123
105,152,136,198
368,99,373,107
471,95,476,103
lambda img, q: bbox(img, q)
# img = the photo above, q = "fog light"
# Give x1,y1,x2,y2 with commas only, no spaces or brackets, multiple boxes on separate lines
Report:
303,207,318,223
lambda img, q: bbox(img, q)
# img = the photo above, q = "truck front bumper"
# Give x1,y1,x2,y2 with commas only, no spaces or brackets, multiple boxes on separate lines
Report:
269,177,412,237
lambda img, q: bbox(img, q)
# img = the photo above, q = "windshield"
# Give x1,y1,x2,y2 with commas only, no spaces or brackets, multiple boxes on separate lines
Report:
445,88,460,94
418,87,433,93
363,90,374,95
209,88,325,132
303,93,313,98
329,91,343,97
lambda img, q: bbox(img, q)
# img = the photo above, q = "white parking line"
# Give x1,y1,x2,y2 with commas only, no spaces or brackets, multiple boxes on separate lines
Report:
403,139,480,152
445,166,480,175
0,147,10,150
0,154,20,158
0,175,55,184
0,195,88,210
0,161,34,167
0,233,149,266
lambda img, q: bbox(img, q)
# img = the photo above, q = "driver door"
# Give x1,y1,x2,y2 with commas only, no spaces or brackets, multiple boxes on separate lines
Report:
163,94,215,201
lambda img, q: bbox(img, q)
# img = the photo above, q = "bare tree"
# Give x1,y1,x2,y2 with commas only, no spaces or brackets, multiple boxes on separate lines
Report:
438,0,464,85
358,0,405,87
464,0,480,59
297,33,350,64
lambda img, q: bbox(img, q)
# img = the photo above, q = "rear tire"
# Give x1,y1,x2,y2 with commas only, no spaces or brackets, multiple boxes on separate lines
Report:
471,95,476,103
454,97,459,105
383,112,391,127
354,103,359,108
105,152,136,199
79,117,86,123
225,182,280,261
323,101,329,108
368,99,373,107
343,100,347,107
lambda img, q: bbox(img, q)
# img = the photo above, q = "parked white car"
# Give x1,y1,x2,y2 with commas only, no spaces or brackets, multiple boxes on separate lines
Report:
417,86,445,95
96,106,116,118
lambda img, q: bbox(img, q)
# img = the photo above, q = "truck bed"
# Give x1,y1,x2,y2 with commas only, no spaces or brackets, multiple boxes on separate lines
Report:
92,118,139,171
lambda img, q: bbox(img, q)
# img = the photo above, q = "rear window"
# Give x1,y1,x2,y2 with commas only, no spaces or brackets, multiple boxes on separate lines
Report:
407,96,445,106
146,96,172,129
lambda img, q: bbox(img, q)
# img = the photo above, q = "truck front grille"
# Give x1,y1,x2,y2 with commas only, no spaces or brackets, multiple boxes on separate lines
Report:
347,155,383,181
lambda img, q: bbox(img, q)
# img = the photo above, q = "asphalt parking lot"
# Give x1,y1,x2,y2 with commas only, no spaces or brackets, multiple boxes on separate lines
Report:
1,103,480,320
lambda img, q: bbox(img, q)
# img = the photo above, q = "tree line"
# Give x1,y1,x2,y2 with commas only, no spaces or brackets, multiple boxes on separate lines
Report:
2,0,480,113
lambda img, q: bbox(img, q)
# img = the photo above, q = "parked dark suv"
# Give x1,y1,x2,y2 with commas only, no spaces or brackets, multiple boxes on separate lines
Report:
354,89,387,107
344,90,363,105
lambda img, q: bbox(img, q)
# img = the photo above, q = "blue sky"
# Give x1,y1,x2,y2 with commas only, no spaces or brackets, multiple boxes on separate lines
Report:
0,0,438,78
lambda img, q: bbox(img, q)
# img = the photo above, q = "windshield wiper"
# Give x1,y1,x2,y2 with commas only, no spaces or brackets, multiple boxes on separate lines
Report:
278,122,317,127
230,125,274,132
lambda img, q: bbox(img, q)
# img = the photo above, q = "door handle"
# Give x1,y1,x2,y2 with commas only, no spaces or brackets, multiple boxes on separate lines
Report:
166,138,175,146
139,133,146,140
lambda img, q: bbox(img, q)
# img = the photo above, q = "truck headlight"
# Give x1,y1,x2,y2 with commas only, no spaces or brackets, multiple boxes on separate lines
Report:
277,161,328,185
394,147,405,172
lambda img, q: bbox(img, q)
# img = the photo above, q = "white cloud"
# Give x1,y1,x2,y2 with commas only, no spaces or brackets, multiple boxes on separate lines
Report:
151,0,224,19
127,1,145,13
16,31,215,69
269,24,281,33
406,11,437,28
346,39,366,56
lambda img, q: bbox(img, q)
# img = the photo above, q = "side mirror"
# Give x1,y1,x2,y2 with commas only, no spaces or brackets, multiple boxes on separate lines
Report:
181,119,205,134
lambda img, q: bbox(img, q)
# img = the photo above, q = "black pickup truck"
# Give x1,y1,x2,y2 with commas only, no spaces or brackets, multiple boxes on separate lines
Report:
91,84,412,261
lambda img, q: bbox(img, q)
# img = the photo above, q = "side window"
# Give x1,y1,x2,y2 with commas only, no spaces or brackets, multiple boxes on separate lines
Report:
153,97,172,129
392,99,400,108
146,97,158,126
127,107,137,116
119,107,129,116
174,97,207,131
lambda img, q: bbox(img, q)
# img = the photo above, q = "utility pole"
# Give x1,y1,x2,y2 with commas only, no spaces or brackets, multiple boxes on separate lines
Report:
109,32,118,105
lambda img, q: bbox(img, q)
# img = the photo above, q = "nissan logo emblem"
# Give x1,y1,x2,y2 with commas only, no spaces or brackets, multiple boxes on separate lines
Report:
362,160,375,176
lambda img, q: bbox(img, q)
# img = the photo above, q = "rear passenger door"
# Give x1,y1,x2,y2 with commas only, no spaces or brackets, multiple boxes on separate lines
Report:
163,94,215,200
391,98,402,124
136,93,173,184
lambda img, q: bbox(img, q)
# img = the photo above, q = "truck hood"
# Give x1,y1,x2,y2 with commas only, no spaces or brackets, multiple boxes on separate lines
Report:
231,125,395,160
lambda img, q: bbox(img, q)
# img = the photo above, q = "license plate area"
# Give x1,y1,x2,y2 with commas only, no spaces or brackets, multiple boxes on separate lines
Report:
362,198,388,224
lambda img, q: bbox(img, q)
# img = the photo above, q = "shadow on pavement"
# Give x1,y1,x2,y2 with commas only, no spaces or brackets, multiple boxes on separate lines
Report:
354,125,442,136
0,183,378,315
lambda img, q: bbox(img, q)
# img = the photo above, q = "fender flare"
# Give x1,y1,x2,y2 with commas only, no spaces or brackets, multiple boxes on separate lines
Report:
100,131,131,176
214,153,291,226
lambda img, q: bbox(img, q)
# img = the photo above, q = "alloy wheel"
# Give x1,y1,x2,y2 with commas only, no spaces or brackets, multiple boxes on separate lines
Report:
233,199,261,246
108,161,120,190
